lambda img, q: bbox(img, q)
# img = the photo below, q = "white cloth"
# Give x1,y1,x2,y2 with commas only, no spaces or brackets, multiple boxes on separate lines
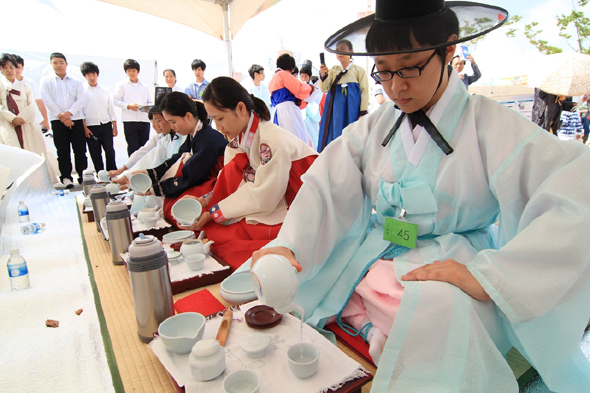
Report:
0,165,115,392
123,132,162,169
40,73,85,120
83,83,117,126
112,79,152,122
0,77,59,182
269,70,590,392
149,301,366,393
122,252,231,283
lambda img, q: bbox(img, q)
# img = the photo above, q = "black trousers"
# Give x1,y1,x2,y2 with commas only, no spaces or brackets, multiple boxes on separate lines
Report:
86,122,117,171
123,121,150,156
51,119,87,182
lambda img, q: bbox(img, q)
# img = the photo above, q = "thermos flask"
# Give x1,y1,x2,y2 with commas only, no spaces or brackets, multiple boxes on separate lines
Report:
127,234,174,343
89,185,109,233
105,200,133,266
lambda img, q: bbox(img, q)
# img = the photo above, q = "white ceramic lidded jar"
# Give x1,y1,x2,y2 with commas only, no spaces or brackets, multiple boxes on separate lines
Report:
189,339,226,381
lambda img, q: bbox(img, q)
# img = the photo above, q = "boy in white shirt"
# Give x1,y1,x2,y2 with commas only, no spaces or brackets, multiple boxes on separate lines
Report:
113,59,152,156
81,62,118,171
40,52,87,188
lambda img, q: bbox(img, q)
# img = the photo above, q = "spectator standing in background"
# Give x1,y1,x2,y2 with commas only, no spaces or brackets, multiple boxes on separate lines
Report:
0,53,59,184
300,60,324,151
163,69,183,92
185,59,209,101
268,53,315,146
557,101,584,141
451,54,481,88
318,39,369,152
242,64,271,111
81,61,118,171
113,59,153,156
40,52,87,188
13,55,50,132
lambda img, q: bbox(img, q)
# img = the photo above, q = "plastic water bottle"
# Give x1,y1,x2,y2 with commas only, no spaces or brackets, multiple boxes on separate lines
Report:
20,223,45,235
18,201,29,223
7,249,30,290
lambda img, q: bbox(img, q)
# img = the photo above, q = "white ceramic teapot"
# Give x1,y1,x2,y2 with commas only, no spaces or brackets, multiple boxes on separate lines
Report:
250,254,304,318
137,208,160,227
180,239,214,258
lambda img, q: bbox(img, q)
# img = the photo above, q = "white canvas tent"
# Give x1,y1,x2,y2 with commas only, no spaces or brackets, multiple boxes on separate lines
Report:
98,0,283,76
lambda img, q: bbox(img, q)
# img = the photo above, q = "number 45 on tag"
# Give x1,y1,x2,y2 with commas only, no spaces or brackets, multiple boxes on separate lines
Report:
383,217,418,249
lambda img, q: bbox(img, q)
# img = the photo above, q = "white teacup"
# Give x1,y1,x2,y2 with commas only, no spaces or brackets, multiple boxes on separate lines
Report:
287,342,320,379
142,217,158,228
185,254,206,271
97,170,110,182
130,172,152,194
223,369,260,393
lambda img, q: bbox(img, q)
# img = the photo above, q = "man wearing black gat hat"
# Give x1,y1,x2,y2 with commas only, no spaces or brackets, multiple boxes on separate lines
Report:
253,1,590,391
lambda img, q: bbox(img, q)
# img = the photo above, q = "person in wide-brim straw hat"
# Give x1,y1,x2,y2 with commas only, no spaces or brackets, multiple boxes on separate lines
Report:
252,0,590,391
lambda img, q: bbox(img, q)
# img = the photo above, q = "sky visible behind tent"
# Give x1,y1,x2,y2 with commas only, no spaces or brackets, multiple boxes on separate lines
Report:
1,0,584,88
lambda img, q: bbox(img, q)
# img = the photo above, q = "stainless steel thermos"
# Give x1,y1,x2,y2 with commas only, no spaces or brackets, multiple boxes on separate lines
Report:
89,186,109,233
105,201,133,266
127,234,174,343
82,173,97,197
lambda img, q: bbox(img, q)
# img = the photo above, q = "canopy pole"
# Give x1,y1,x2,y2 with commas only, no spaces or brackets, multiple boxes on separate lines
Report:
221,1,233,77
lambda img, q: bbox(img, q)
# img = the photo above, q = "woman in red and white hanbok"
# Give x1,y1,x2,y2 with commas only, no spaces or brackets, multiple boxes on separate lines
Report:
179,77,317,269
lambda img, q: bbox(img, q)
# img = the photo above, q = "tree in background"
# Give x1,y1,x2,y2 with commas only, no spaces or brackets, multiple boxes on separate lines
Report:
557,0,590,53
505,0,589,54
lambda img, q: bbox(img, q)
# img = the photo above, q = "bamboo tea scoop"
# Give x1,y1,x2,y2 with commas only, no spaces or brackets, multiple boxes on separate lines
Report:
216,309,233,347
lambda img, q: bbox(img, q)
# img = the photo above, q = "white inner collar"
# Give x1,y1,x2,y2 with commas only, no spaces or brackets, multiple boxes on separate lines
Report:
399,71,460,167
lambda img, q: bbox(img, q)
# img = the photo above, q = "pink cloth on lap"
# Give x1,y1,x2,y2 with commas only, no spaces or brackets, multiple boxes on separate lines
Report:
340,259,404,337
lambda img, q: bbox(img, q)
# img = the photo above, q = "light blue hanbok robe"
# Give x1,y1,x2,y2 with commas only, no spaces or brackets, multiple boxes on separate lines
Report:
125,132,186,214
267,71,590,392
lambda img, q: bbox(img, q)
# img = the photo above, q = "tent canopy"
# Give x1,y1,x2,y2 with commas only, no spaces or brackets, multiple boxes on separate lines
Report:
99,0,280,40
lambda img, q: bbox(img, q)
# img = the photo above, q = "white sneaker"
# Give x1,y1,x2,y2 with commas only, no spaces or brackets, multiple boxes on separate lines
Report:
63,178,74,189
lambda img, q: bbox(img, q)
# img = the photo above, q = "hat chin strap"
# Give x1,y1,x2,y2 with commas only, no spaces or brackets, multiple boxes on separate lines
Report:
381,54,454,155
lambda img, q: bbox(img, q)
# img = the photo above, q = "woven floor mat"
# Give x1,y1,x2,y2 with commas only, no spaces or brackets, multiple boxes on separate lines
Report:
80,204,176,393
79,202,375,392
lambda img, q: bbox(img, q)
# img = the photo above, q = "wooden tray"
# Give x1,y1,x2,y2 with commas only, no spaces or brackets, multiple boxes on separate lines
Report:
167,372,372,393
170,253,232,295
83,205,95,222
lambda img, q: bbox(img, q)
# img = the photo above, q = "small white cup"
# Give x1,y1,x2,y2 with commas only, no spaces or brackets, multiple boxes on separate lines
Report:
287,342,320,379
97,170,110,182
223,369,260,393
142,217,158,228
185,254,206,271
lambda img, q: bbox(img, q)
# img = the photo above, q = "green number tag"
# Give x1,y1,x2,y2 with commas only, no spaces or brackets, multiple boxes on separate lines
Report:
383,217,418,249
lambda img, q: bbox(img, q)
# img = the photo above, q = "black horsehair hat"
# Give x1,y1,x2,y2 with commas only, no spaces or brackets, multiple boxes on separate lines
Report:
324,0,508,56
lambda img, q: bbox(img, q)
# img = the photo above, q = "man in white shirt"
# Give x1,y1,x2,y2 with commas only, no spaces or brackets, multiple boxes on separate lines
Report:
113,59,153,156
81,62,118,172
184,59,209,101
14,55,50,132
40,52,87,188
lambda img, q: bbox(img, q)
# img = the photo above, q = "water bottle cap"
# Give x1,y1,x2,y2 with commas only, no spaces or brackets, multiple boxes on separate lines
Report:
10,249,19,255
19,200,24,204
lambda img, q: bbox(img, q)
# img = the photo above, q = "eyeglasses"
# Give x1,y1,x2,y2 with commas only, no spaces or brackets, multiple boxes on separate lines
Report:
370,50,438,81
